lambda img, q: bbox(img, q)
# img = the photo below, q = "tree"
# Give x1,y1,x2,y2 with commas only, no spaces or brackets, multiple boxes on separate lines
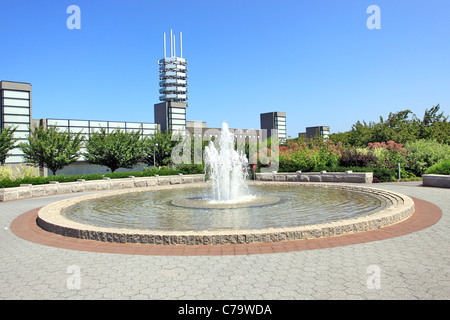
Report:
84,127,144,172
0,126,17,164
422,104,448,127
329,105,450,146
19,125,84,175
142,130,181,167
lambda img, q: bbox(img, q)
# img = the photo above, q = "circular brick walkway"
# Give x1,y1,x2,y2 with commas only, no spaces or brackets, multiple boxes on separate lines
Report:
10,196,441,256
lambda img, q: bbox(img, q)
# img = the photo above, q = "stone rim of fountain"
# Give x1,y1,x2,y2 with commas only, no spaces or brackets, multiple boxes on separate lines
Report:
36,181,415,245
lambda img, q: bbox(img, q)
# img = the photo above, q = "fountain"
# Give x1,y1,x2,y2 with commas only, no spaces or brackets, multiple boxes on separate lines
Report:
170,121,280,209
204,121,250,203
36,121,415,245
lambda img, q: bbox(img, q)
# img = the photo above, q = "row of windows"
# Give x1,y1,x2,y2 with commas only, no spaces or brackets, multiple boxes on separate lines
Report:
46,119,157,130
1,98,31,163
275,116,286,138
48,125,157,136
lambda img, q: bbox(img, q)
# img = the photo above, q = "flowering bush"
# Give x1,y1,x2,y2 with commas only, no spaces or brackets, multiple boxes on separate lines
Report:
367,140,407,170
278,140,341,172
338,149,378,168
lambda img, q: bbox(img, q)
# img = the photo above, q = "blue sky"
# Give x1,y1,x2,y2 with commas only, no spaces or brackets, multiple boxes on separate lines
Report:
1,0,449,137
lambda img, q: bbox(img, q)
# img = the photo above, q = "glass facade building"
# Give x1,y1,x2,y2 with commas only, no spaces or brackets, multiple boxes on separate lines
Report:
0,81,32,164
260,111,287,141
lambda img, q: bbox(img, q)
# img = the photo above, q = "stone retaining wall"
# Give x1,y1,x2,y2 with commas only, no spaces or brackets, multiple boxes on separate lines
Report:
422,174,450,188
255,171,373,184
0,174,205,202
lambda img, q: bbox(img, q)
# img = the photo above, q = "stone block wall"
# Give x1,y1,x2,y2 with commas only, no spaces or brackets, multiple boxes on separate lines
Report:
255,171,373,184
422,174,450,188
0,174,205,201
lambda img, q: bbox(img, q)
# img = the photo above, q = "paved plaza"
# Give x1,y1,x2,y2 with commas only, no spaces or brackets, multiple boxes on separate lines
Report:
0,181,448,300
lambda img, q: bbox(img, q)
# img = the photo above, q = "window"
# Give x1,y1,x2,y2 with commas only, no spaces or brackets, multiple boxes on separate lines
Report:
48,119,69,127
69,120,89,127
89,121,108,128
171,113,185,120
170,118,186,125
169,107,186,115
3,106,29,115
3,90,29,99
4,115,29,123
3,99,29,107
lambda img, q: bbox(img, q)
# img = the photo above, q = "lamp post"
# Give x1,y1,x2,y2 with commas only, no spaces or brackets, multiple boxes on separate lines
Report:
154,143,158,167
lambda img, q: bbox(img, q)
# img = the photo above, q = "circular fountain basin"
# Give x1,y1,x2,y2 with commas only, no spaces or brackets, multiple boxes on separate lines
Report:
36,182,415,245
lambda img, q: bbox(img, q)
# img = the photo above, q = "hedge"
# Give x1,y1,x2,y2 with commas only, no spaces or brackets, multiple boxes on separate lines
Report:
0,164,204,189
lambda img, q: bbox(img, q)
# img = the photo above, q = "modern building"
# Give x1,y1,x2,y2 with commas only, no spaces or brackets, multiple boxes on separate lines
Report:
38,118,158,142
159,29,187,103
0,81,32,164
298,126,330,140
154,101,187,133
155,30,188,133
35,118,159,175
260,111,286,141
186,121,263,142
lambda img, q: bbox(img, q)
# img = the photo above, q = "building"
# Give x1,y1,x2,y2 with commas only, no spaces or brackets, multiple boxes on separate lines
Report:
260,111,286,141
186,121,263,142
0,81,32,164
155,30,188,133
298,126,330,140
38,118,158,142
154,101,187,133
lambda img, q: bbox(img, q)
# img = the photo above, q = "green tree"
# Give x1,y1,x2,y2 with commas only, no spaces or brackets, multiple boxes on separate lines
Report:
84,127,144,173
420,105,450,144
0,126,17,164
329,105,449,146
422,104,448,126
19,125,84,175
142,130,182,167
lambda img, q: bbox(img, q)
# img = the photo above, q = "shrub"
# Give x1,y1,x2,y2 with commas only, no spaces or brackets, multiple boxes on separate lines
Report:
0,165,206,189
278,139,341,172
404,140,450,176
338,149,378,167
0,166,13,180
367,140,408,170
425,159,450,175
175,163,204,174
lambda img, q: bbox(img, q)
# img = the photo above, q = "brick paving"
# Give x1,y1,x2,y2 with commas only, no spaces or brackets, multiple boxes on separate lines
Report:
0,181,448,299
